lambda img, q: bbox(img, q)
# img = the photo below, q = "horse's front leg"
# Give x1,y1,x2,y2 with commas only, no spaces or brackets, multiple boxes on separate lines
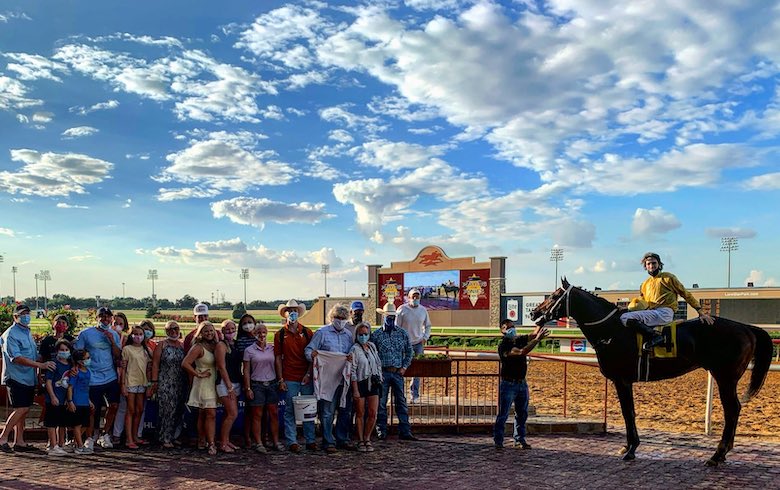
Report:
613,380,640,461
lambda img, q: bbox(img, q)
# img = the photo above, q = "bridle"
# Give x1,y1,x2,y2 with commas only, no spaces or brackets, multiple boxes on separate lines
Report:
537,284,619,327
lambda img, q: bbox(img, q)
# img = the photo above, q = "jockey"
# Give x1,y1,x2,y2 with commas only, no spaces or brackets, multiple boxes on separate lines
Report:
620,252,714,352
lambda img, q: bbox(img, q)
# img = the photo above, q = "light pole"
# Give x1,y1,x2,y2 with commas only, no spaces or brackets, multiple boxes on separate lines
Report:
720,237,738,288
550,247,564,290
34,273,40,311
240,268,249,306
11,266,17,302
343,279,347,297
122,282,126,297
39,269,51,311
211,292,215,305
216,289,220,307
96,295,101,308
321,264,330,296
0,254,3,301
147,269,158,307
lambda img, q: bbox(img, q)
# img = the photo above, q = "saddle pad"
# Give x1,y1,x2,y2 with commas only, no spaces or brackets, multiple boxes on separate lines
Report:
636,322,678,359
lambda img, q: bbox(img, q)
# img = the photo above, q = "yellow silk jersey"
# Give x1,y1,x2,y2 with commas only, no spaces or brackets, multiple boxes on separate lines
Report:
639,272,701,312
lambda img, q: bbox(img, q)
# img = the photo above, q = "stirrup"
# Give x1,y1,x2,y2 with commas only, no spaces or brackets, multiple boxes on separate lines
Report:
642,335,665,352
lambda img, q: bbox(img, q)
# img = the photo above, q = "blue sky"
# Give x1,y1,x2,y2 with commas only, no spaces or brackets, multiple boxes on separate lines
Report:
1,0,779,303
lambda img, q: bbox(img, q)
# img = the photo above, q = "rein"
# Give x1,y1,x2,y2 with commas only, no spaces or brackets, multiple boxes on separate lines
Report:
583,308,619,326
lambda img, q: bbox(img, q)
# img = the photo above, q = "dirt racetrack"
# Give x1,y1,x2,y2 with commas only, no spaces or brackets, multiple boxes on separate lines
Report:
524,359,780,440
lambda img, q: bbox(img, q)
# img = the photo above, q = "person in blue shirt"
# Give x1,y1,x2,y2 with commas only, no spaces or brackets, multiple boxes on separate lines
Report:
73,306,121,450
305,303,356,453
44,340,74,456
67,349,94,455
0,304,56,453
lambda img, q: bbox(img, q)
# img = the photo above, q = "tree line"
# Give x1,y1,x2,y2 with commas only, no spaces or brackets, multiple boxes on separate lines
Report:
5,293,315,311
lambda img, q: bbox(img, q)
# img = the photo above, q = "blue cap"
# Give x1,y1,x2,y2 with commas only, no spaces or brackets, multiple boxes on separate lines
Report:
350,301,365,311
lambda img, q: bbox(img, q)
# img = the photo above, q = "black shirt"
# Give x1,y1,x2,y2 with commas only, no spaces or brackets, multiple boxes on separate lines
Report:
498,335,529,381
38,334,75,362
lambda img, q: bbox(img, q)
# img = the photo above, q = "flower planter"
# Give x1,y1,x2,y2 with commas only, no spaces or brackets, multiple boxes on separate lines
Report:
404,358,452,378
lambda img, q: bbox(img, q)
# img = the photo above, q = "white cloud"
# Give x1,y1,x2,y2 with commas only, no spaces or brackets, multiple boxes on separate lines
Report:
157,187,220,202
69,99,119,115
356,139,447,171
0,76,42,110
0,149,113,197
136,236,341,269
705,227,757,239
0,227,15,237
62,126,99,139
328,129,353,143
319,106,387,134
631,207,681,238
4,53,69,81
210,197,334,230
304,161,342,181
744,270,777,287
0,12,32,23
68,254,95,261
122,199,132,208
157,138,295,198
31,111,53,124
743,172,780,190
56,203,90,209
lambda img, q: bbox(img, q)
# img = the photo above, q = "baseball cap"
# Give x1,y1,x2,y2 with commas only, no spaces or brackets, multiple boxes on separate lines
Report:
193,303,209,316
14,304,31,315
350,300,365,311
97,306,113,316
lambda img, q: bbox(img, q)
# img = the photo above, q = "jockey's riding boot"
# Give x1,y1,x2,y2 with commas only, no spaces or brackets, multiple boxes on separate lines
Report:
626,319,665,352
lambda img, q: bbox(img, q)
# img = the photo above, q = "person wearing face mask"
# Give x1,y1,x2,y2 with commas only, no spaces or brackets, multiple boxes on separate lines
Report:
114,318,156,444
139,320,158,351
273,299,314,453
112,312,130,347
350,323,382,452
347,301,369,339
44,339,74,456
493,319,549,450
119,326,152,449
370,302,415,441
394,289,431,404
39,314,75,362
150,321,186,449
215,320,242,452
620,252,714,352
235,313,259,448
73,306,121,451
67,349,94,455
305,303,356,453
0,304,56,453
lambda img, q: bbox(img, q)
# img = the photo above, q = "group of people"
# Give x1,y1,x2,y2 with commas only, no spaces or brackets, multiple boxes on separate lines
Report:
0,289,434,457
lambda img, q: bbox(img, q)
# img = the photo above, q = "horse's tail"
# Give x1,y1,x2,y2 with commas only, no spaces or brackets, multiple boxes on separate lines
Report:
741,325,773,404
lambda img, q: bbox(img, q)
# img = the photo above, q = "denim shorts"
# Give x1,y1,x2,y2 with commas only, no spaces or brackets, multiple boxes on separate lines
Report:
249,380,279,406
126,385,146,394
216,381,242,398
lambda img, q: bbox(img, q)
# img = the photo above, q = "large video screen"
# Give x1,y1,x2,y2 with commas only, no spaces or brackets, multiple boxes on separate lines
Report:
379,268,490,311
404,270,461,310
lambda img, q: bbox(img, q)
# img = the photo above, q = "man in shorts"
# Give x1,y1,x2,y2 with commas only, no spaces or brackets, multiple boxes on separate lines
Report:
73,306,121,450
0,304,55,452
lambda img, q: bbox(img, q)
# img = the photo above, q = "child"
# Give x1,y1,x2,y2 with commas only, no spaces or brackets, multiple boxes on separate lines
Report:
67,350,94,455
120,326,152,449
45,340,73,456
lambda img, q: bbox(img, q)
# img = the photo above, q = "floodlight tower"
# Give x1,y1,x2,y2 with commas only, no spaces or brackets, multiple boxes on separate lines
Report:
720,237,738,288
550,247,564,290
147,269,158,307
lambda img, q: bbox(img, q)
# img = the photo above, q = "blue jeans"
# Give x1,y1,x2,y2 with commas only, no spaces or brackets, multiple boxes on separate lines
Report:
410,342,425,399
493,379,529,446
318,384,353,448
377,371,412,437
283,381,315,446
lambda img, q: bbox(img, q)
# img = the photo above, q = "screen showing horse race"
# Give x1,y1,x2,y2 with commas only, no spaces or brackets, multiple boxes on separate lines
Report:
379,268,490,311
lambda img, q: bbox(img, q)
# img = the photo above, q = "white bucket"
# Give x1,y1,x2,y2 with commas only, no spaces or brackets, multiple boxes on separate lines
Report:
293,395,318,425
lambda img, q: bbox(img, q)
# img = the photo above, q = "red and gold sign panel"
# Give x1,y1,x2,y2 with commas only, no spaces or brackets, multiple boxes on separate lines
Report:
459,269,490,310
379,274,404,309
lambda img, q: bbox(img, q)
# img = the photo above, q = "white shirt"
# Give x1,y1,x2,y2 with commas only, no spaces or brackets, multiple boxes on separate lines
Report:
395,303,432,345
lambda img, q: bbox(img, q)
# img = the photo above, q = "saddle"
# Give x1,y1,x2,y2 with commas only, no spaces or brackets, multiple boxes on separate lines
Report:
635,323,678,359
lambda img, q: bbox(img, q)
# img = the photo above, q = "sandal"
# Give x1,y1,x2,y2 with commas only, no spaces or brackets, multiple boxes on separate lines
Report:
197,440,207,450
162,442,175,449
365,441,375,452
207,443,217,456
219,444,235,453
252,443,267,454
126,442,139,450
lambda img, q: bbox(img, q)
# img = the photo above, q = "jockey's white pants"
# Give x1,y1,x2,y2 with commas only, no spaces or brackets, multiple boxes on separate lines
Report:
620,307,674,327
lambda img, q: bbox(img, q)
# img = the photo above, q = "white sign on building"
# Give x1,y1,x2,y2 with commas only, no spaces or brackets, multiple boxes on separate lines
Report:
507,299,519,322
521,296,545,326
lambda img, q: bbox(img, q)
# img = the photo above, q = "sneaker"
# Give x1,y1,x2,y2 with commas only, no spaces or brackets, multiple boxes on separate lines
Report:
84,437,94,451
75,446,93,455
97,434,113,449
513,441,532,450
411,396,420,404
62,440,75,452
48,445,68,457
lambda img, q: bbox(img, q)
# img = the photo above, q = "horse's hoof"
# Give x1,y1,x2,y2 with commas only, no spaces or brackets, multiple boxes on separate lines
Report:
621,452,636,461
705,458,719,467
618,446,629,455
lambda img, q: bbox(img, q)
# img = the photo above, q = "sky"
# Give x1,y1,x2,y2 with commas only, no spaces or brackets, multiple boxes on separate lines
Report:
0,0,779,304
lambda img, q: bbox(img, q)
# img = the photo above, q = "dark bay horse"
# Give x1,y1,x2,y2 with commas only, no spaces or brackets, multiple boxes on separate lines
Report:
530,278,773,466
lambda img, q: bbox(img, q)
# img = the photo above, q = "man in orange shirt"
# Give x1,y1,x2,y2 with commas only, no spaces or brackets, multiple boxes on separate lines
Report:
274,299,315,453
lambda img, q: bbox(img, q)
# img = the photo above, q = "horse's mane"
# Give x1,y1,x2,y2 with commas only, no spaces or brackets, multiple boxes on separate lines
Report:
574,285,618,310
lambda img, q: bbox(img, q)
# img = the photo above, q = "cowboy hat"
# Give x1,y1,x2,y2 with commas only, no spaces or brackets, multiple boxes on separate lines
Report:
278,299,306,318
376,302,398,316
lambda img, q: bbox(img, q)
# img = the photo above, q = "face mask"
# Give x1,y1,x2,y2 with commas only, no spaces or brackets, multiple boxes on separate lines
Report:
132,334,144,343
18,314,31,326
99,322,110,330
242,323,255,333
288,312,299,323
57,351,71,360
55,324,68,335
112,324,124,333
505,327,517,339
357,333,370,344
144,330,153,339
224,332,236,341
383,316,396,331
411,299,420,307
332,319,347,331
83,359,92,367
167,335,180,341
